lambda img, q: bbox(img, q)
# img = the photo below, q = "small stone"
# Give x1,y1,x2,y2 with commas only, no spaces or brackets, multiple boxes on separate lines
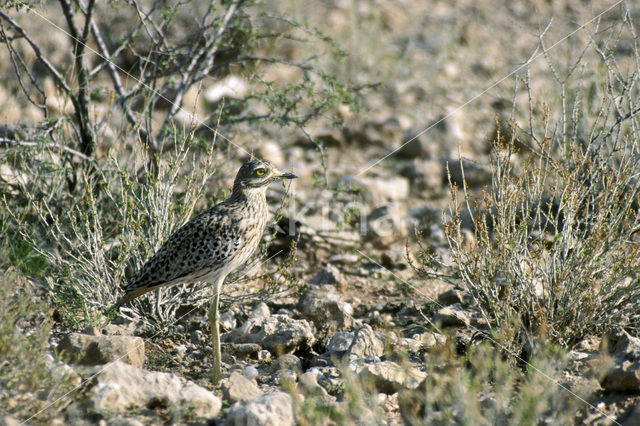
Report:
254,140,284,168
272,354,302,372
58,333,145,368
328,253,360,265
224,315,315,354
220,311,237,331
437,288,469,306
44,353,82,386
433,303,471,328
349,325,385,359
250,302,271,318
191,330,205,346
399,159,443,190
221,372,263,404
276,369,298,385
298,284,353,336
225,343,262,359
601,331,640,392
203,75,248,104
0,415,21,426
258,350,272,361
307,264,347,290
444,158,492,187
307,366,342,391
298,372,332,401
358,361,427,394
398,338,422,353
327,332,355,354
397,125,445,158
416,331,446,349
175,344,187,357
309,128,346,147
226,392,294,426
243,365,260,380
364,202,408,247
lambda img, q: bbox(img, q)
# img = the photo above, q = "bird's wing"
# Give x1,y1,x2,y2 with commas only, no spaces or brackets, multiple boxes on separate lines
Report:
113,205,244,308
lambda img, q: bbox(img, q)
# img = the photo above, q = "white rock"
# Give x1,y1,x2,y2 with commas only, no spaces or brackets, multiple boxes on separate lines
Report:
224,315,315,354
204,75,248,104
88,361,221,418
358,361,427,393
226,392,294,426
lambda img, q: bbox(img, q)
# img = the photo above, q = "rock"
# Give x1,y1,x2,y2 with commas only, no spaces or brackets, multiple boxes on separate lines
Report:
298,372,333,403
397,122,447,158
243,365,260,380
307,264,346,290
226,392,295,426
328,253,360,265
103,418,145,426
327,331,355,354
416,331,446,349
224,315,315,354
44,353,82,387
349,324,385,359
345,118,402,147
221,372,263,404
87,360,221,418
258,350,272,362
272,354,302,372
203,75,248,104
276,368,298,385
250,302,271,318
358,361,427,394
298,284,353,336
0,415,21,426
307,128,346,148
408,204,444,239
254,140,284,167
600,331,640,392
82,323,132,336
220,311,237,331
224,343,262,359
437,288,471,306
58,333,144,368
191,329,206,346
396,338,423,354
443,158,492,187
306,366,342,391
619,403,640,426
364,202,408,247
433,303,471,328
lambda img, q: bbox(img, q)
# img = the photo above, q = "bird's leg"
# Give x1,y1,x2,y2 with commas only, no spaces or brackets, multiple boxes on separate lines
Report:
208,277,223,383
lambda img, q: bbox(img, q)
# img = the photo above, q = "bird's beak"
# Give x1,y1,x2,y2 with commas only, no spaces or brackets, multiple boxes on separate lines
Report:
275,169,298,179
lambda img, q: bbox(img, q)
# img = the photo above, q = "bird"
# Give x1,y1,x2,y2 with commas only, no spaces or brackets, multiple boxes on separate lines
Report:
111,158,297,382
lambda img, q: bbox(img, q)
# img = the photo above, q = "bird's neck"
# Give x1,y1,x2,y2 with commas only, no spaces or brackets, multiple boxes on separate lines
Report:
230,182,267,205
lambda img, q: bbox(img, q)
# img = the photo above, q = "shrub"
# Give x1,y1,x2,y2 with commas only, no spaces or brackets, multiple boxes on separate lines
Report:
429,13,640,350
0,268,75,422
0,0,362,326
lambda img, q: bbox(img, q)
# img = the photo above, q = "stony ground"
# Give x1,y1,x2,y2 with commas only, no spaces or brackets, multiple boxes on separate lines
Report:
2,0,640,425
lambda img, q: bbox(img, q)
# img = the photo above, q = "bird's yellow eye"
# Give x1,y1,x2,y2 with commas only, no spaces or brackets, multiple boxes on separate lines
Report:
255,168,266,176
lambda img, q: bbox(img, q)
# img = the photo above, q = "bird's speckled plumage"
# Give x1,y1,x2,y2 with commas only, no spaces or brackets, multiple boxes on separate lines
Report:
113,158,296,308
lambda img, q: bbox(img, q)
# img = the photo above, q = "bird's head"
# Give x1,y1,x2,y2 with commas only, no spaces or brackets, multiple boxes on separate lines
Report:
233,158,297,194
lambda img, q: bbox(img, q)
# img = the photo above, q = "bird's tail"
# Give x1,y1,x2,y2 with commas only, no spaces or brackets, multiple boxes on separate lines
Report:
109,282,160,312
